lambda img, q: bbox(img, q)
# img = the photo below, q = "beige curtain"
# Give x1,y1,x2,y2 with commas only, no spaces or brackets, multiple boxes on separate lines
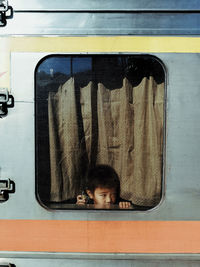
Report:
48,76,164,206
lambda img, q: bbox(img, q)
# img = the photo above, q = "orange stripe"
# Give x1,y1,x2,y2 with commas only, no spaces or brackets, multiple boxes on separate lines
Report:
0,220,200,253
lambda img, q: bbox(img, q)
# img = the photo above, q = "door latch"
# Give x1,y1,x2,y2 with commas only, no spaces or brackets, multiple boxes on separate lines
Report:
0,88,14,117
0,0,13,27
0,179,15,201
0,265,15,267
0,264,15,267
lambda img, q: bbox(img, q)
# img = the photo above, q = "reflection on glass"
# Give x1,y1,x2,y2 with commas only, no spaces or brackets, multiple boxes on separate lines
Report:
35,55,165,210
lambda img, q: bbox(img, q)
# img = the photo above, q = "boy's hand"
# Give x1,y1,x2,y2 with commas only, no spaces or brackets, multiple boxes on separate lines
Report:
76,195,86,205
119,201,131,209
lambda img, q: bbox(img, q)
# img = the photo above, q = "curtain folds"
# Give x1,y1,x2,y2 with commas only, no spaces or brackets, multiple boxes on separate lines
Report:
48,76,164,206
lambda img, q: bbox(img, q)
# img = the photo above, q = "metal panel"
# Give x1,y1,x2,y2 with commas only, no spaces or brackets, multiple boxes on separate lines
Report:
1,12,200,35
11,0,200,11
0,52,200,220
2,253,200,266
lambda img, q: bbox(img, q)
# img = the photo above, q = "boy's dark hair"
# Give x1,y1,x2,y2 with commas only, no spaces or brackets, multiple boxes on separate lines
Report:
86,164,120,196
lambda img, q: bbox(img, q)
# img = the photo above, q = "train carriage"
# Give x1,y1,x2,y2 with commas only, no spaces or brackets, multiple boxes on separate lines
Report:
1,0,200,266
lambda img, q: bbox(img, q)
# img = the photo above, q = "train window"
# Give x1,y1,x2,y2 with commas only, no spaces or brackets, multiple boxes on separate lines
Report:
35,55,165,210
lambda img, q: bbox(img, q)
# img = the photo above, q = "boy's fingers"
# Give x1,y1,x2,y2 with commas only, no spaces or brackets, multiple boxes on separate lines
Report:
76,200,86,204
119,201,131,209
76,195,86,205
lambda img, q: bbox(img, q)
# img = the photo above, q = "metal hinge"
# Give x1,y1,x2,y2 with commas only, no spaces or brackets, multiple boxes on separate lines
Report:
0,264,16,267
0,88,14,117
0,0,13,27
0,179,15,201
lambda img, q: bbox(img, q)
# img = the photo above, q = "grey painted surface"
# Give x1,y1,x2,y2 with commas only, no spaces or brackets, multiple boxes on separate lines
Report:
10,0,200,11
1,252,200,260
1,12,200,35
0,2,200,264
1,254,200,266
0,52,200,220
2,0,200,35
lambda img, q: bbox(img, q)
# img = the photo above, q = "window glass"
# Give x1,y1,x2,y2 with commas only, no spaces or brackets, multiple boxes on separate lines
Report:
35,55,165,210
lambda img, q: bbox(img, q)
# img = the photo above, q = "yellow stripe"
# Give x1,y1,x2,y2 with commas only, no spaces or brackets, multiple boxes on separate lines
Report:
0,36,200,89
0,38,10,88
0,36,200,53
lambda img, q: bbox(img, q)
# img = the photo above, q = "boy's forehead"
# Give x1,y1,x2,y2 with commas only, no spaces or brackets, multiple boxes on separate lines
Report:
95,187,116,193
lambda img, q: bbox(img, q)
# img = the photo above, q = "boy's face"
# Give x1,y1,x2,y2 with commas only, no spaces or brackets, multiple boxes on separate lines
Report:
87,187,117,206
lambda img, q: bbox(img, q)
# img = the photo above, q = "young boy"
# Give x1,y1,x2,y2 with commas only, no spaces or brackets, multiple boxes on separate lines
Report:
76,164,132,209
